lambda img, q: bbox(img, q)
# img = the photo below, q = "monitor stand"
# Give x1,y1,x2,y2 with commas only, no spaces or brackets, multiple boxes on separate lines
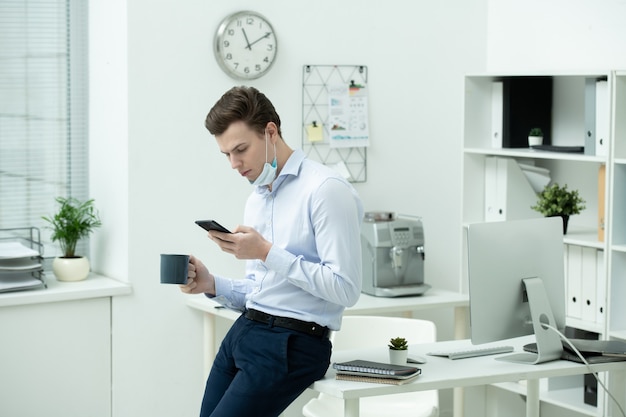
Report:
496,277,563,364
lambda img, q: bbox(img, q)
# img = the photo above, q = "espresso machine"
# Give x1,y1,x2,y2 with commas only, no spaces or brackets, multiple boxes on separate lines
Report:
360,212,429,297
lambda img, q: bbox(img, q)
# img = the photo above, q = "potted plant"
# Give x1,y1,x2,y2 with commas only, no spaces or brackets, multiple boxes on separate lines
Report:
388,336,409,365
42,196,102,281
528,127,544,147
530,183,586,234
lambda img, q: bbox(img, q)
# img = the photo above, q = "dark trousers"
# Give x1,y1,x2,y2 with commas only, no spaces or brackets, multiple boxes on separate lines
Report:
199,313,332,417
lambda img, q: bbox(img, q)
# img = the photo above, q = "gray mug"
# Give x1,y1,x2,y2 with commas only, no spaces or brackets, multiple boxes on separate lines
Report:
160,254,189,284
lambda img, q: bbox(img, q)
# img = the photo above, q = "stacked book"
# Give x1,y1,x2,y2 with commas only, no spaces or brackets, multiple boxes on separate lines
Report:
332,359,421,385
0,239,46,293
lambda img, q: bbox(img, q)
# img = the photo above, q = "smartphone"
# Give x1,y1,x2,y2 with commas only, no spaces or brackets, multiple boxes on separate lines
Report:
195,220,232,234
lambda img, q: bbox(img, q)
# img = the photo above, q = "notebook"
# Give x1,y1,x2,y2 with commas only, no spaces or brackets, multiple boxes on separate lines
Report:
332,359,421,380
335,372,420,385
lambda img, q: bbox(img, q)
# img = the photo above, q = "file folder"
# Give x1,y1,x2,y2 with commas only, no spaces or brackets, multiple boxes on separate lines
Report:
598,164,606,241
484,157,543,221
491,81,503,148
595,79,609,156
584,78,596,155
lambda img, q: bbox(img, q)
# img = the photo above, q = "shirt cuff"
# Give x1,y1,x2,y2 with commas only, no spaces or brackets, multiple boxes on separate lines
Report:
264,244,297,277
204,274,249,312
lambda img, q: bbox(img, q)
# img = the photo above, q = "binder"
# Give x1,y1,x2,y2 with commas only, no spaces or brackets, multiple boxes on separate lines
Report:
484,157,503,221
584,78,596,155
581,247,597,323
566,244,583,320
484,157,543,221
598,164,606,242
595,79,609,156
596,250,606,326
491,81,503,148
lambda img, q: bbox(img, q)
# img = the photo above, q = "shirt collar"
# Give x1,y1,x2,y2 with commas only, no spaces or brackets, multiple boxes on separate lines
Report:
254,149,305,195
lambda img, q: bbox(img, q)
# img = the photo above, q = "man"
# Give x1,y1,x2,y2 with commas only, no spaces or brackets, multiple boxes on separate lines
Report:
180,86,363,417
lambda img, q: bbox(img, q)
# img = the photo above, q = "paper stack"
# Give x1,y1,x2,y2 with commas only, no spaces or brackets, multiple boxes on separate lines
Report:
0,240,46,293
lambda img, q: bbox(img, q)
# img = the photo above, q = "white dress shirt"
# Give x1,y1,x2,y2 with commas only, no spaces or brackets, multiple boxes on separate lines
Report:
212,149,363,330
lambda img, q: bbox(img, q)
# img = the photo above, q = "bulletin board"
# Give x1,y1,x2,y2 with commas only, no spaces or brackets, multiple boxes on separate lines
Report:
301,65,368,183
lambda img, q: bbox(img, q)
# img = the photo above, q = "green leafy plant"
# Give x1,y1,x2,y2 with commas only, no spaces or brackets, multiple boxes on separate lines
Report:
529,127,543,137
388,337,408,351
531,183,586,217
42,197,102,258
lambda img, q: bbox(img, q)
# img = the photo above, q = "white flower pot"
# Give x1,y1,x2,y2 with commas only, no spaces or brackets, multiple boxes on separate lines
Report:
528,135,543,147
389,349,408,365
52,256,90,282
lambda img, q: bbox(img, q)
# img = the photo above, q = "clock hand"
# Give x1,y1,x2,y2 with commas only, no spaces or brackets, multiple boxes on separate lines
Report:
247,32,271,48
241,28,252,50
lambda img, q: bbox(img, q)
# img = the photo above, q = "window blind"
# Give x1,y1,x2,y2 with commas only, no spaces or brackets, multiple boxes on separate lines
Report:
0,0,89,259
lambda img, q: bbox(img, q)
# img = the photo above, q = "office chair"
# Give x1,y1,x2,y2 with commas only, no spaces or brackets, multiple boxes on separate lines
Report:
302,315,438,417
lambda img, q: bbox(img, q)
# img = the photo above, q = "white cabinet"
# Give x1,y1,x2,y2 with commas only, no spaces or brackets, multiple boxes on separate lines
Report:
0,297,112,417
461,71,624,416
0,275,130,417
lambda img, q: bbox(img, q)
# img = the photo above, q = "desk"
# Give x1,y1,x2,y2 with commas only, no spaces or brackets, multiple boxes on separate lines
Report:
186,288,469,373
312,337,626,417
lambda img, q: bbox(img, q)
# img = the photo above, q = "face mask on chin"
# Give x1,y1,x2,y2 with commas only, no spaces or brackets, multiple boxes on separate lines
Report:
250,130,277,186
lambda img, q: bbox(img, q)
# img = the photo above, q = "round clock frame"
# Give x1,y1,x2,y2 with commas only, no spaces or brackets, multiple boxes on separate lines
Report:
213,11,278,80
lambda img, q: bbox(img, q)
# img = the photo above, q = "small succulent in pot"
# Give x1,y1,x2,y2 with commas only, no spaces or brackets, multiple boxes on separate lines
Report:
388,337,408,351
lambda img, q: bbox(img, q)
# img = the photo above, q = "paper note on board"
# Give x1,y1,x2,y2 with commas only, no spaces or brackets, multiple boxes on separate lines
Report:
306,122,324,142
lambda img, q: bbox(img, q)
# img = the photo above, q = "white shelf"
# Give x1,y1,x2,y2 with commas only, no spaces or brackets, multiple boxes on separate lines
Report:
462,70,626,417
609,331,626,341
611,244,626,253
464,147,607,163
562,229,604,248
566,317,605,335
492,382,598,416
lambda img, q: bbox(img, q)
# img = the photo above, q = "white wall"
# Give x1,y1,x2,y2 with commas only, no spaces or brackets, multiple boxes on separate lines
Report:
487,0,626,72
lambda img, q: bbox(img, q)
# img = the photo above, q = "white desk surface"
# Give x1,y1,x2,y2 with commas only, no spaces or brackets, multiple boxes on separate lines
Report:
312,336,626,399
0,273,131,308
311,336,626,417
186,287,468,319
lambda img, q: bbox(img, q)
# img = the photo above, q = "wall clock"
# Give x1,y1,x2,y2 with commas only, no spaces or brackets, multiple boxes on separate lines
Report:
213,11,278,80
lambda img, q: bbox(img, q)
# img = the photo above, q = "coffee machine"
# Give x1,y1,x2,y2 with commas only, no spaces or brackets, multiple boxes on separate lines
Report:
360,212,429,297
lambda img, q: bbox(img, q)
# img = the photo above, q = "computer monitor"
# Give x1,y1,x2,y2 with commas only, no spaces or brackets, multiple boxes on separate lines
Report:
466,217,566,364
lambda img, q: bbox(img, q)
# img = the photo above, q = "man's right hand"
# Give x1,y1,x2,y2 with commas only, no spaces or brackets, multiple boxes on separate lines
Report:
179,254,216,295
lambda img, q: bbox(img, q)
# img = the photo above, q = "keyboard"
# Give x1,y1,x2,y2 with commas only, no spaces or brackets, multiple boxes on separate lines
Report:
427,345,514,360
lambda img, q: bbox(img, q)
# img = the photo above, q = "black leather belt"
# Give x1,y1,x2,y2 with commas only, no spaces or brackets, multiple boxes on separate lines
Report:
244,308,330,338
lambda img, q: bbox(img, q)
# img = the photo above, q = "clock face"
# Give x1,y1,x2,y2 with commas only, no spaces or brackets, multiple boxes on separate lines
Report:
214,11,278,80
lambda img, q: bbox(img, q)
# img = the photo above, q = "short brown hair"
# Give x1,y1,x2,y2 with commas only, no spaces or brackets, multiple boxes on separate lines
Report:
205,86,282,137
